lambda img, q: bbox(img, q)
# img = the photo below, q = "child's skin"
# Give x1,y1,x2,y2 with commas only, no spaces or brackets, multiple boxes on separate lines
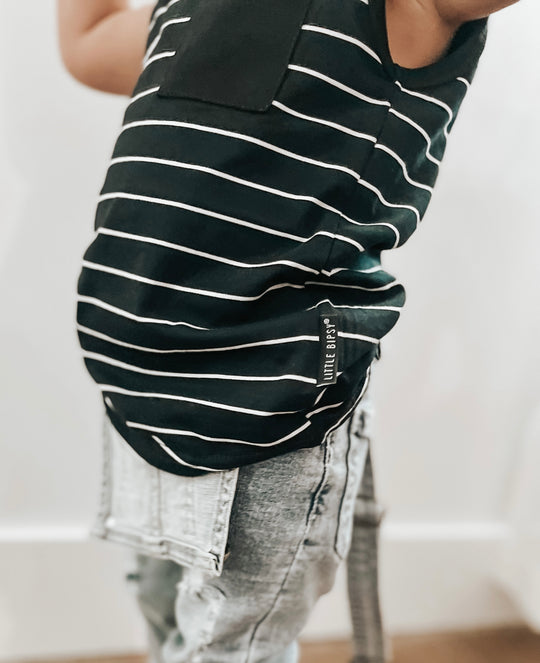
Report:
57,0,520,97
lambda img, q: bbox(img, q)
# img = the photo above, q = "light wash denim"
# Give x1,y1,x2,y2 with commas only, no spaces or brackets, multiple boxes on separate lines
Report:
90,382,392,663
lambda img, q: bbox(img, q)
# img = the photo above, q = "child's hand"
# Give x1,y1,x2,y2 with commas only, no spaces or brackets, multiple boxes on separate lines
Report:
56,1,155,96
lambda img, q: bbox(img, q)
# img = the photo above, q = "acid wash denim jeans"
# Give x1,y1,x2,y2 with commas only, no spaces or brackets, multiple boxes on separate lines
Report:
90,382,392,663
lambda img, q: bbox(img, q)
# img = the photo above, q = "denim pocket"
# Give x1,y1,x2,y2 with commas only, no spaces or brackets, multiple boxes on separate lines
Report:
156,0,316,111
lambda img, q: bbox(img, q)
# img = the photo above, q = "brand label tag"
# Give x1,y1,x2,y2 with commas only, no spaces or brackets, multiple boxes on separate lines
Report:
317,313,340,386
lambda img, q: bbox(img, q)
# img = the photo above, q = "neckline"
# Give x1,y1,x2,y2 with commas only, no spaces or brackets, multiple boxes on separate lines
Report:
368,0,489,89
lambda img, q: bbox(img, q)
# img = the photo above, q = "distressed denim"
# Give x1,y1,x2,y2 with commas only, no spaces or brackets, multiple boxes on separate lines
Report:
90,383,391,663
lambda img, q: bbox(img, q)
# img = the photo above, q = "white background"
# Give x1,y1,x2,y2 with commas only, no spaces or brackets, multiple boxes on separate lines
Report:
0,0,538,659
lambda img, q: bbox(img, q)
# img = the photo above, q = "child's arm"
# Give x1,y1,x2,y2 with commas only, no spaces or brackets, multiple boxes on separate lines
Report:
56,1,155,96
58,0,521,95
434,0,521,24
386,0,521,69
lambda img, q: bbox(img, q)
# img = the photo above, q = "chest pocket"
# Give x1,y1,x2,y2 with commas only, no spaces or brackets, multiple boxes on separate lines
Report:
156,0,315,112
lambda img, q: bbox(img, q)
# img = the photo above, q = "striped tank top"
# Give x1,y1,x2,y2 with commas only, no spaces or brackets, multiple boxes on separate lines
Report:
75,0,488,475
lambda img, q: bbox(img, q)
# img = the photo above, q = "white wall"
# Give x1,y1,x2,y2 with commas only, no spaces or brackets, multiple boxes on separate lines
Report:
1,1,538,660
372,6,540,522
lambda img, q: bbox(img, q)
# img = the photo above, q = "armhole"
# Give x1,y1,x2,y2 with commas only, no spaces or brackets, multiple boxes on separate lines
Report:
368,0,489,89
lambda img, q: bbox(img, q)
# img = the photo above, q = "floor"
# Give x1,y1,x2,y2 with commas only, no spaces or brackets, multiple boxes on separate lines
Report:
30,626,540,663
300,626,540,662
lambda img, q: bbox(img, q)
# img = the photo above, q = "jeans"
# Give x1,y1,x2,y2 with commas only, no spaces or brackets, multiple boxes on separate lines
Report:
90,383,391,663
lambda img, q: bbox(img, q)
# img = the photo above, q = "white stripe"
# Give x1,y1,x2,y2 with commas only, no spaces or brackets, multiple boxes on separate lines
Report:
288,64,391,107
313,385,328,406
274,100,432,195
78,294,401,335
272,100,377,143
148,0,184,33
77,323,318,354
304,279,399,292
338,331,379,344
126,419,314,447
107,155,396,247
120,115,374,186
97,226,319,275
395,80,454,138
119,121,410,245
306,298,402,313
97,193,368,258
320,232,365,255
108,156,369,246
99,384,300,416
99,190,310,243
457,76,471,90
142,50,176,70
77,295,210,329
82,259,308,302
83,350,317,384
301,24,382,63
321,265,383,276
388,108,442,166
361,265,384,273
152,435,222,472
305,400,345,418
143,17,191,66
373,144,434,193
128,86,160,107
356,177,420,228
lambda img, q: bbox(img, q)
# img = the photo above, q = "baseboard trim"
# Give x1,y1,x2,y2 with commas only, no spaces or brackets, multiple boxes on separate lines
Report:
0,522,523,661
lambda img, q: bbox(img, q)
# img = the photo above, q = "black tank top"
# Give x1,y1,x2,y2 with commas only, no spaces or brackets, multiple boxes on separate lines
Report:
76,0,488,475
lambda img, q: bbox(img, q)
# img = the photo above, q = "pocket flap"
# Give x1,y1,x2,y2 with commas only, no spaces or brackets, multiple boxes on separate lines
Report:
156,0,315,111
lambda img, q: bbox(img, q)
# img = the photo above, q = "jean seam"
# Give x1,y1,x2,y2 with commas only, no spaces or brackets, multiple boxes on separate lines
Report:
244,441,331,663
305,439,332,527
210,468,239,574
333,416,353,558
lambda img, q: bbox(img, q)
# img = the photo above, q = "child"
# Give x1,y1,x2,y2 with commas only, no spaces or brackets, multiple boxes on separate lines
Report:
57,1,520,662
